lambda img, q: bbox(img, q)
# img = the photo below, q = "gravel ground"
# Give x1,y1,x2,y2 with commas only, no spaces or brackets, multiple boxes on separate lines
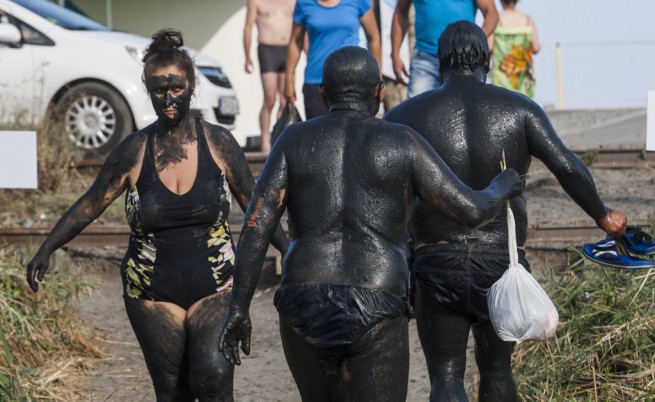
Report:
526,166,655,226
545,108,643,135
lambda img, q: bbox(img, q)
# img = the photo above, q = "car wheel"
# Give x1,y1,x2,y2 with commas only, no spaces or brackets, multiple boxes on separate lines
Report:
54,82,133,157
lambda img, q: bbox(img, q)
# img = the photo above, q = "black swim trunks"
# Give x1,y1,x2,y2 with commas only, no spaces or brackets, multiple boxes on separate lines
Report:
258,44,287,73
412,243,531,324
274,283,412,350
121,119,235,310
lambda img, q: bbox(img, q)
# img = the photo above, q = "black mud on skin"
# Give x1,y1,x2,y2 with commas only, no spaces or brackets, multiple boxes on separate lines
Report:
148,73,192,127
153,118,196,171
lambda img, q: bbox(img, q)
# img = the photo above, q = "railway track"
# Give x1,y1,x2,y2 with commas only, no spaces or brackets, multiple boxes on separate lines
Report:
75,147,655,177
0,223,260,249
5,147,650,253
1,220,650,252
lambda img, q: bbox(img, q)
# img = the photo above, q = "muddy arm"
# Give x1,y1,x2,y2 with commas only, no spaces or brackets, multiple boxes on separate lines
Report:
207,125,288,254
525,106,626,235
220,144,289,365
409,129,522,228
26,134,145,292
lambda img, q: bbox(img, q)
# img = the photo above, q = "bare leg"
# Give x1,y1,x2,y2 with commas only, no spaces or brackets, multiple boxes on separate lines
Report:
280,316,409,402
276,72,287,118
124,297,194,402
415,280,471,402
186,290,235,402
343,316,409,402
472,322,517,402
280,321,331,401
260,72,279,153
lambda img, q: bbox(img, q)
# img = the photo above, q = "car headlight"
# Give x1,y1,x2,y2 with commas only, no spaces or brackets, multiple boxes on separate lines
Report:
126,46,146,65
198,66,232,89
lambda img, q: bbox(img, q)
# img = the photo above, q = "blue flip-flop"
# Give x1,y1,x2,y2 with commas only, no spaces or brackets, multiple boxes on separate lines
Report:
622,226,655,256
582,237,655,270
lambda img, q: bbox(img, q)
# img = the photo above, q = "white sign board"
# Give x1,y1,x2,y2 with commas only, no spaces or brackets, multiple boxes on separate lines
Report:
0,131,38,189
648,91,655,151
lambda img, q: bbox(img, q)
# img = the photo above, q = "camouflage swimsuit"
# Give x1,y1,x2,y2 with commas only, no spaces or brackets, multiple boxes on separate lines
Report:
121,119,234,310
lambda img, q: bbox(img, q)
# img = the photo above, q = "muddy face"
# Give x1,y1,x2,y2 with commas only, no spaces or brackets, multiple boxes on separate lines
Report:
147,71,192,127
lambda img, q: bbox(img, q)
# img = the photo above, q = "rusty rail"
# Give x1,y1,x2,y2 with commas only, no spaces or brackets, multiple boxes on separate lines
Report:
75,147,655,177
10,147,652,252
2,220,650,252
524,220,651,250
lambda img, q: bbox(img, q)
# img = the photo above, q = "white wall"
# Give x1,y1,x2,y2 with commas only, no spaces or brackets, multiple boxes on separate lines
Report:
78,0,241,48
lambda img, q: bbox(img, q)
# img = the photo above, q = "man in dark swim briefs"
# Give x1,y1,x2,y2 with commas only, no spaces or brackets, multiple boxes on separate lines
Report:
384,20,628,402
244,0,295,153
219,45,524,402
258,45,287,75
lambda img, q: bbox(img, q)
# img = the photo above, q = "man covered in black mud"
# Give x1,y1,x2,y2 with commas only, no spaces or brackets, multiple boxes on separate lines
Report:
218,45,523,402
384,20,628,402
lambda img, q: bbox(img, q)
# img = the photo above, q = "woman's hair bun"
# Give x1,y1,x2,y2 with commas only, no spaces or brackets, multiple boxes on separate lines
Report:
142,28,195,89
149,29,184,52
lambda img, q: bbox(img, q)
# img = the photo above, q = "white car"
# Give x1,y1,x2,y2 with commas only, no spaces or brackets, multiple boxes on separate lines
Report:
0,0,239,156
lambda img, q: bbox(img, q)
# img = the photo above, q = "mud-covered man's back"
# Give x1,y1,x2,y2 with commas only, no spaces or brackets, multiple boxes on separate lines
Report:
385,73,574,246
278,112,422,291
220,45,522,402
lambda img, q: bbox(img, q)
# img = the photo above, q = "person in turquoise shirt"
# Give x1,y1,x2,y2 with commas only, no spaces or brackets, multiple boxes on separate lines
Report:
385,21,627,402
285,0,381,120
391,0,498,96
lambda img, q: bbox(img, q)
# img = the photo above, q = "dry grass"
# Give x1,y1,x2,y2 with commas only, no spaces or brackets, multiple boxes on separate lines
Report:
0,119,125,228
0,119,81,228
514,247,655,401
35,117,82,192
0,246,105,401
0,119,115,401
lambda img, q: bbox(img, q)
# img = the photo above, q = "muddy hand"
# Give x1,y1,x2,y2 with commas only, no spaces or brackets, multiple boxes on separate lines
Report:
597,208,628,237
219,311,252,365
497,168,523,198
26,252,50,292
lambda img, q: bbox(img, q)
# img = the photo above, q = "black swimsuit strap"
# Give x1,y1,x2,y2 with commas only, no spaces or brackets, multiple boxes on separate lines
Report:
135,125,156,187
194,118,220,181
194,117,209,165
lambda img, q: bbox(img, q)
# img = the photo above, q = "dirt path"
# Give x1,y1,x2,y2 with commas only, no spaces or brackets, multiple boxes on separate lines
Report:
74,257,445,401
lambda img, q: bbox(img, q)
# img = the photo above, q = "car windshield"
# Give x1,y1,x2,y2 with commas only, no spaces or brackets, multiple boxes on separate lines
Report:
13,0,109,31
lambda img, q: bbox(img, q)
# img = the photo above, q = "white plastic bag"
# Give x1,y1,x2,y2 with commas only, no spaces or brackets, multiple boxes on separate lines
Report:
487,207,559,343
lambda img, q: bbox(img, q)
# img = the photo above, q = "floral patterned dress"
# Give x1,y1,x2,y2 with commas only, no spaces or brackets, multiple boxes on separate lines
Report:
491,25,535,99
